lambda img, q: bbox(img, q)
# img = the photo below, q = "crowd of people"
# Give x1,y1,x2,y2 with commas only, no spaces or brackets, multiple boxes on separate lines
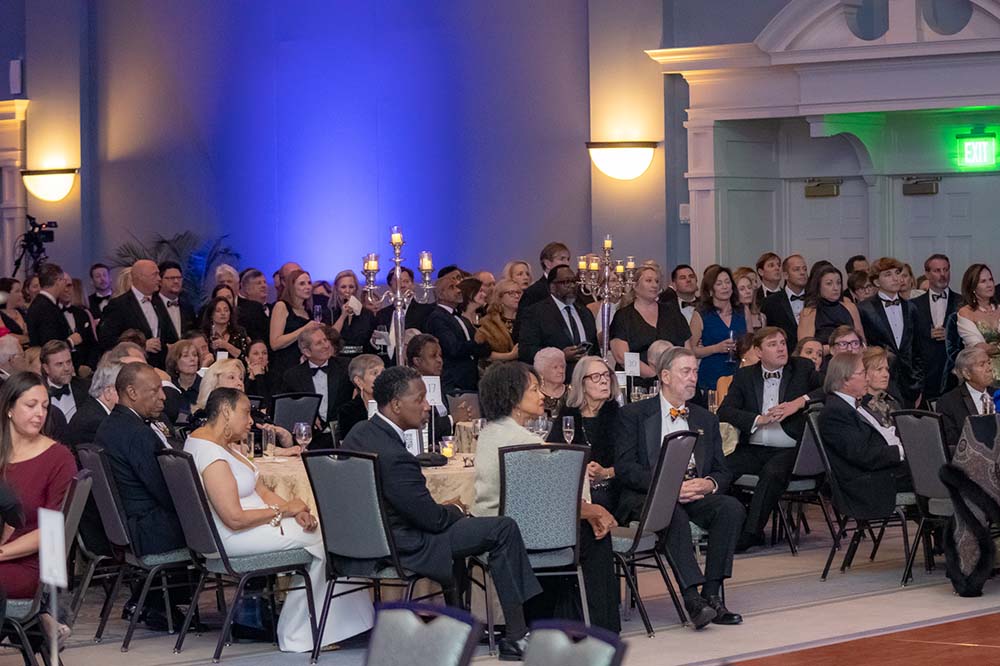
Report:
0,242,995,660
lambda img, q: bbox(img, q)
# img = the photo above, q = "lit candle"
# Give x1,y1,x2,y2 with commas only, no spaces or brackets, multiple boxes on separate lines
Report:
588,260,600,272
419,251,433,272
625,256,636,270
603,234,613,250
369,254,379,272
390,226,403,246
615,262,625,274
578,256,587,271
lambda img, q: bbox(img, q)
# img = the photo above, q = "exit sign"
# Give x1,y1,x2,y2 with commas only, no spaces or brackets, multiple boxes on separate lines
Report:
958,134,996,168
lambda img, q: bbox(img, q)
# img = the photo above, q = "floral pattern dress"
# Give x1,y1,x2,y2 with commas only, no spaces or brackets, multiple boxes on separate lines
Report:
956,314,1000,383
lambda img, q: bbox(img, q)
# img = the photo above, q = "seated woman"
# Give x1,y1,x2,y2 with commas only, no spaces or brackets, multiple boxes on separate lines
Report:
547,356,620,513
533,347,568,416
472,362,619,633
165,339,202,422
793,337,824,371
0,278,29,347
243,340,273,405
202,296,251,363
336,354,384,442
185,388,373,652
0,372,77,645
476,278,521,360
861,346,902,428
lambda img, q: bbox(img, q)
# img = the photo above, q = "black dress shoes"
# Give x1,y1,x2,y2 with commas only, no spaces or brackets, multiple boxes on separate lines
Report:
705,595,742,625
682,595,717,629
497,636,528,661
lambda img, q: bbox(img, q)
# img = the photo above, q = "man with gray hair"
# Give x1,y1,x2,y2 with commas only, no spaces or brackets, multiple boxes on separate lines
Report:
0,334,26,382
67,358,124,447
936,347,996,448
615,346,745,628
280,325,352,447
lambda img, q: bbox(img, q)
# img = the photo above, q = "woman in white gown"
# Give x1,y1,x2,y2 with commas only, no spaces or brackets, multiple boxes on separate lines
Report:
184,387,373,652
955,263,1000,383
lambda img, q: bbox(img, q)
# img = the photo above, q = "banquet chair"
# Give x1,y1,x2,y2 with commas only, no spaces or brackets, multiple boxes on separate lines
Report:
303,450,438,664
156,449,318,663
76,444,194,650
2,470,92,666
523,620,626,666
609,431,695,636
271,392,322,433
446,393,481,421
468,444,588,655
365,602,481,666
247,394,264,411
891,410,953,586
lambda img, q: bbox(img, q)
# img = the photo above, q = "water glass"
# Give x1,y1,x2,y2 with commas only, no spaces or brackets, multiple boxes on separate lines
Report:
313,305,324,322
292,422,312,448
263,427,276,456
246,431,258,460
562,416,575,444
440,436,455,458
706,389,718,414
472,417,486,439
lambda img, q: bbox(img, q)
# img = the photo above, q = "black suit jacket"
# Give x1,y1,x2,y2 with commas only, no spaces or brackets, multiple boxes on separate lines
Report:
761,290,804,345
237,299,271,346
518,297,598,378
937,383,992,449
817,394,903,519
512,278,550,340
613,397,731,523
95,404,184,556
424,306,491,393
718,357,823,449
97,291,177,368
88,293,112,317
857,294,923,403
341,415,465,583
158,293,196,340
280,357,353,423
65,305,99,370
754,285,782,310
375,300,434,333
26,293,71,347
67,396,110,448
911,289,960,399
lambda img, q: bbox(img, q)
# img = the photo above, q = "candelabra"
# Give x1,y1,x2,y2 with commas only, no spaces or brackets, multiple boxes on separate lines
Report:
361,226,435,366
576,235,637,360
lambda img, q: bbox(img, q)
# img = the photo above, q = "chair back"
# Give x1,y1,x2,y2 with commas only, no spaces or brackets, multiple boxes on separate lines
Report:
926,399,938,413
714,375,733,405
499,445,586,552
523,620,626,666
302,450,399,566
76,445,133,549
446,393,481,421
791,404,826,477
805,408,851,513
155,448,227,562
365,602,481,666
271,392,322,432
635,431,697,538
891,410,950,500
247,394,264,411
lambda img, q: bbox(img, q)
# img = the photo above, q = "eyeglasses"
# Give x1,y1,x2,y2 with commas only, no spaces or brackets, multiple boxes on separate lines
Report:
583,372,611,383
833,340,862,349
501,290,523,297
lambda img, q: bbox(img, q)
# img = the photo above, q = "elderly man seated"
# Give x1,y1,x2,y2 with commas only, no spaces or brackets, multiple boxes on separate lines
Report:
937,347,996,450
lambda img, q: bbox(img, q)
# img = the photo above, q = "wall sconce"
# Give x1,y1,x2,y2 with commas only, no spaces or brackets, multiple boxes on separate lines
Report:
586,141,658,181
21,168,79,202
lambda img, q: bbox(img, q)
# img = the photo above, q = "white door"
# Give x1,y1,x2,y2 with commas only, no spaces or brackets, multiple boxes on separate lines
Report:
786,177,869,270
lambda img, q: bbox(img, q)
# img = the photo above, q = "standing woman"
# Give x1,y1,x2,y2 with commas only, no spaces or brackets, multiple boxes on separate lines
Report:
500,260,533,290
689,266,746,392
474,278,520,368
955,263,1000,384
329,270,376,359
269,270,322,380
797,265,863,347
734,267,766,332
609,265,690,381
0,279,29,346
201,296,250,362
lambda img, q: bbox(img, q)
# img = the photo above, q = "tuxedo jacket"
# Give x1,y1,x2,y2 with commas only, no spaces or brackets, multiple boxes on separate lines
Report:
936,383,994,450
718,357,824,449
65,304,99,370
341,415,465,583
97,290,177,368
237,298,271,346
755,285,782,310
48,376,90,417
512,278,550,340
375,300,434,333
517,297,598,378
424,306,491,393
88,293,111,317
911,289,960,399
26,293,72,347
857,294,923,403
95,404,185,556
613,397,731,523
280,356,354,423
761,290,803,346
158,294,196,340
817,394,904,519
67,395,110,448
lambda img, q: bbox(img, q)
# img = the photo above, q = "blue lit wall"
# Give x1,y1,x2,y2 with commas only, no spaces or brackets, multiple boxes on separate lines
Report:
87,1,592,281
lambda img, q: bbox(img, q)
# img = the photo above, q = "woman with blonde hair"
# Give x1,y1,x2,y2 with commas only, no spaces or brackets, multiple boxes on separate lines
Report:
500,260,533,289
329,269,375,358
733,267,766,332
861,346,901,427
112,267,132,298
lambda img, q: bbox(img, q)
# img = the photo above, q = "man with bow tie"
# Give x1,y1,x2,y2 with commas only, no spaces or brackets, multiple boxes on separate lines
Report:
615,347,744,628
157,261,196,341
26,263,84,350
718,327,823,552
754,252,784,308
912,254,960,401
425,265,492,393
97,259,176,369
857,257,924,406
659,265,699,324
57,271,100,371
40,340,90,421
280,325,352,448
761,254,809,346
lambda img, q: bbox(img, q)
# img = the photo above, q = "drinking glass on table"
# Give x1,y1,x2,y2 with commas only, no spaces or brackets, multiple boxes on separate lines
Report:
706,390,718,414
472,417,486,439
262,427,276,457
246,431,258,460
292,422,312,449
562,416,575,444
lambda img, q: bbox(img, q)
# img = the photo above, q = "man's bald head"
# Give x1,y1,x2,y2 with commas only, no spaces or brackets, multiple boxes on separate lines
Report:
279,262,302,280
131,260,161,296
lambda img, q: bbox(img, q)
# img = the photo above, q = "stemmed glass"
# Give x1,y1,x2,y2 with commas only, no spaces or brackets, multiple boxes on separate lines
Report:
562,416,575,444
292,422,312,449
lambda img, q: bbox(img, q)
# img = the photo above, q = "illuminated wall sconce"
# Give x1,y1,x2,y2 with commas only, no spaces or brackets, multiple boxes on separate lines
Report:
21,168,79,202
586,141,658,181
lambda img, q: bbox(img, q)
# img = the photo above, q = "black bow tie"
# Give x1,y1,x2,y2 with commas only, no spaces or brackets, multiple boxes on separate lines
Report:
165,299,179,308
680,300,695,309
788,294,803,302
763,371,781,380
311,365,328,376
881,298,901,307
49,385,70,399
931,292,947,303
60,305,71,313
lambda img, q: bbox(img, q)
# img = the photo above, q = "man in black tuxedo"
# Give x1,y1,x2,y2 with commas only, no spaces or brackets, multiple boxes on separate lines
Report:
238,268,272,345
41,340,90,422
67,358,122,447
518,265,597,380
513,241,572,339
761,254,808,346
818,353,909,519
157,261,196,341
938,348,996,450
719,327,823,551
57,271,100,371
424,266,491,393
88,263,113,317
754,252,783,308
26,263,82,350
342,366,541,659
614,347,744,628
281,325,353,447
912,254,960,400
97,259,175,368
659,264,699,325
857,257,923,406
375,267,434,362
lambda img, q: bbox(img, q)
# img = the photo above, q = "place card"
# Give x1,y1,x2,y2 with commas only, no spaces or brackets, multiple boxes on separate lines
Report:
422,376,444,407
624,352,641,377
38,508,67,588
403,429,422,456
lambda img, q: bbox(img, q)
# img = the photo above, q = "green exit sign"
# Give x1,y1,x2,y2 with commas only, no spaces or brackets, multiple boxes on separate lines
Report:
958,134,996,168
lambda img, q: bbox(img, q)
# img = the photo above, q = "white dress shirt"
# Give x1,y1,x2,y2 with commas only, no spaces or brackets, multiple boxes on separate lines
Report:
678,299,696,324
786,286,806,323
159,292,182,338
126,406,168,448
928,288,949,329
552,295,587,344
437,303,471,341
835,391,904,460
131,286,159,338
659,394,698,478
749,366,797,448
48,380,78,421
967,384,994,415
309,362,330,419
878,291,904,349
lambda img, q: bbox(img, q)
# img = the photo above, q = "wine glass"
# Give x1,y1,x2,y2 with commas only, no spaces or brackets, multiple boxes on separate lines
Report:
472,417,486,438
312,305,324,322
706,389,718,414
562,416,575,444
292,422,312,449
373,325,389,349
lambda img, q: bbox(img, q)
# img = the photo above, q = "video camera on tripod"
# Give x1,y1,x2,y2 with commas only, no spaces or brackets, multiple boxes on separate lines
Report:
12,215,58,278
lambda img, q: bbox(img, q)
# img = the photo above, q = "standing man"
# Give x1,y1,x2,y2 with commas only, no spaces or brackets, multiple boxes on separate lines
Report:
238,268,272,346
97,259,175,369
57,272,99,371
157,261,196,341
375,267,434,362
755,252,783,307
26,263,82,350
88,263,113,316
518,265,597,380
513,242,572,338
660,265,699,324
912,254,960,401
761,254,809,346
424,266,492,393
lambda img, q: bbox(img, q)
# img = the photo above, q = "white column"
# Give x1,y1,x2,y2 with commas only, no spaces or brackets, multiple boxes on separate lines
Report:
0,101,29,277
684,118,719,273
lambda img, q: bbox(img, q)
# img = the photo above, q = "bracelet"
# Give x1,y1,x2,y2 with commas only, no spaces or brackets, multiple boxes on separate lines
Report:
267,504,284,534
